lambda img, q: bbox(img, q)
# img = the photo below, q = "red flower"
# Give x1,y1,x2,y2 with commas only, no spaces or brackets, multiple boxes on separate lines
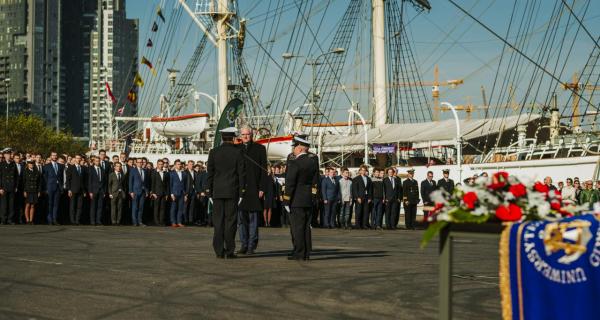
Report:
434,202,445,210
488,172,509,190
495,203,523,221
462,192,478,209
533,182,549,194
550,200,561,210
508,183,527,198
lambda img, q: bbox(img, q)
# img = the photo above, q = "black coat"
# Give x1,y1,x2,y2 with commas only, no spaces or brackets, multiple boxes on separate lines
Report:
402,178,420,205
206,143,246,199
238,142,268,211
420,179,437,204
23,168,41,193
437,178,455,194
66,165,86,194
383,176,402,201
195,171,207,194
150,170,169,196
184,170,196,194
0,161,18,192
351,175,373,200
283,153,319,208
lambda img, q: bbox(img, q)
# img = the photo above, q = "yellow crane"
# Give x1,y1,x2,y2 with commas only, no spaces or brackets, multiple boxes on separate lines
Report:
562,72,600,127
344,64,464,120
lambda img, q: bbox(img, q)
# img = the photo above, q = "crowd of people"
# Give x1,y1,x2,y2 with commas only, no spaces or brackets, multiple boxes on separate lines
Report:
0,148,595,230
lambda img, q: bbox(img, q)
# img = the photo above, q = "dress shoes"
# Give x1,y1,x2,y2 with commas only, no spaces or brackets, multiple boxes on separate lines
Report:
216,254,224,259
177,223,184,227
287,256,302,261
246,249,255,255
237,248,247,255
225,254,237,259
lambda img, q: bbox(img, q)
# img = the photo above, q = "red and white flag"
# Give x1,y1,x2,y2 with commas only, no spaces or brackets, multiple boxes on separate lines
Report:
105,81,116,104
117,105,125,115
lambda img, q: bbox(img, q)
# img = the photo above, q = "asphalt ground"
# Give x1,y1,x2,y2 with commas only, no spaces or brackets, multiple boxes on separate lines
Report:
0,225,501,320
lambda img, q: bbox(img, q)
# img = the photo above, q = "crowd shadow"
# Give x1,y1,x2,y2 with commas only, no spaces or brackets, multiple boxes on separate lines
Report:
241,248,390,260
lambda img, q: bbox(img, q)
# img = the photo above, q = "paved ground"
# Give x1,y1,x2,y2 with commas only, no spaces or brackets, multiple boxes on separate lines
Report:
0,225,501,320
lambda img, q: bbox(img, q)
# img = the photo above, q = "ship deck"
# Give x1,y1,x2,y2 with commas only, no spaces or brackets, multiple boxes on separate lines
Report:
0,225,500,319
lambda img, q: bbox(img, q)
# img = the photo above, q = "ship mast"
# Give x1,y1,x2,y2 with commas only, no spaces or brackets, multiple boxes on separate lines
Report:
179,0,231,117
372,0,387,127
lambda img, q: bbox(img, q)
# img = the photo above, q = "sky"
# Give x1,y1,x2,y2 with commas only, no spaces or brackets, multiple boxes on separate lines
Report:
124,0,600,126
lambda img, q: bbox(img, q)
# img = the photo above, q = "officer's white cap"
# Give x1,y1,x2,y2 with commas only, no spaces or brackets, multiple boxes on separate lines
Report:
406,167,415,172
220,127,238,135
293,136,311,147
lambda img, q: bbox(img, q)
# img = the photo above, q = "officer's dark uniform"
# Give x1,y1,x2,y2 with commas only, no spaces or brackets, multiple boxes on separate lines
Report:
0,159,18,224
206,129,246,258
283,144,319,260
402,170,420,230
437,170,455,194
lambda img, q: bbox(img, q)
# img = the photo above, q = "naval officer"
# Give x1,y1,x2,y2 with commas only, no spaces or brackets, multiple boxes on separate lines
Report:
206,127,246,259
402,168,420,230
283,136,319,261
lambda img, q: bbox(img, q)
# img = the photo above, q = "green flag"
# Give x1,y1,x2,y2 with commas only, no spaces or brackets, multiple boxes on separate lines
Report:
213,98,244,148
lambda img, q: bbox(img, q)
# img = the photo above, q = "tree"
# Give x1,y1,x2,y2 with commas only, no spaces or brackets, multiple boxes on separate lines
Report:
0,115,87,156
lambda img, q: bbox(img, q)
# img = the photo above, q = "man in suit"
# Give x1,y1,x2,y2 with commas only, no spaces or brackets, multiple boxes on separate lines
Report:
184,160,197,225
169,160,187,227
13,153,24,224
283,136,319,261
88,156,106,225
195,163,208,226
402,168,420,230
420,171,437,226
43,151,64,225
321,167,339,228
66,154,86,225
437,169,455,194
129,157,149,226
383,167,402,229
237,126,268,255
0,150,19,224
351,165,373,229
108,162,127,225
151,159,169,226
207,127,246,259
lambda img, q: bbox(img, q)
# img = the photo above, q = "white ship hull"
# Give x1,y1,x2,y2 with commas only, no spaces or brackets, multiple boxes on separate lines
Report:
255,136,293,160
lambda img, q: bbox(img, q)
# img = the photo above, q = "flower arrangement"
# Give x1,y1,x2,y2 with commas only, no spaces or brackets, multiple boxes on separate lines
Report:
422,172,589,246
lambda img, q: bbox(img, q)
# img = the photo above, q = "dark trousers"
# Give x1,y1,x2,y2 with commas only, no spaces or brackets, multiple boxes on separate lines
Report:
47,189,61,223
131,193,145,225
340,201,352,227
153,196,166,225
290,207,311,259
385,200,399,229
110,193,124,224
89,192,104,225
238,211,259,251
394,202,401,227
69,192,84,224
15,191,24,223
371,199,383,228
185,193,196,224
322,201,337,228
212,198,237,256
354,198,370,228
170,195,185,225
404,203,417,229
0,191,15,223
280,206,290,226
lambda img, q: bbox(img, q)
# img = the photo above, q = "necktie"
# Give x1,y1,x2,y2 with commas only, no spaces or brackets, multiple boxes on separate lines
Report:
97,167,101,181
117,173,121,180
140,168,144,181
77,165,80,175
53,162,57,173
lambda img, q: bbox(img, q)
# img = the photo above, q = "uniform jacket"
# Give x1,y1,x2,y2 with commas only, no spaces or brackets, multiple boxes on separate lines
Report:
0,161,18,192
206,143,246,200
23,168,41,193
437,178,455,194
283,153,319,208
402,178,420,205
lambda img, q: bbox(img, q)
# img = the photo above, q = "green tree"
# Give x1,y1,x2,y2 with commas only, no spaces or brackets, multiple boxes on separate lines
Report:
0,115,87,156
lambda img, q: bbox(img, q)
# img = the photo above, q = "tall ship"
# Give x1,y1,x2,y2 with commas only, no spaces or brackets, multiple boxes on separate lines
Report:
94,0,600,183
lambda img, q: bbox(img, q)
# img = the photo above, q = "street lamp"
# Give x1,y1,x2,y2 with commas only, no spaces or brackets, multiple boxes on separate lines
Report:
4,78,10,126
441,102,462,183
282,48,345,137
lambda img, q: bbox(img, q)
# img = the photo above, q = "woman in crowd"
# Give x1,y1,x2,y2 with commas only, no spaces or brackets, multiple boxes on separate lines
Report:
262,165,277,227
23,160,41,224
561,178,577,205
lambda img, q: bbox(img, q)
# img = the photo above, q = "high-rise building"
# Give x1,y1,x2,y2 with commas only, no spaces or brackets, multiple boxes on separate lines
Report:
89,0,138,142
61,0,98,137
0,0,62,126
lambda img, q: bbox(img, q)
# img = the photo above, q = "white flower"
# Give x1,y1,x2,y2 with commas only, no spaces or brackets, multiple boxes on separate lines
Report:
537,202,550,218
437,212,451,221
472,206,487,216
431,190,449,205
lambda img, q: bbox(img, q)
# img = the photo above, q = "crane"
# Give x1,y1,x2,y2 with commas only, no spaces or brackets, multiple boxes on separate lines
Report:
562,72,600,128
344,64,464,120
